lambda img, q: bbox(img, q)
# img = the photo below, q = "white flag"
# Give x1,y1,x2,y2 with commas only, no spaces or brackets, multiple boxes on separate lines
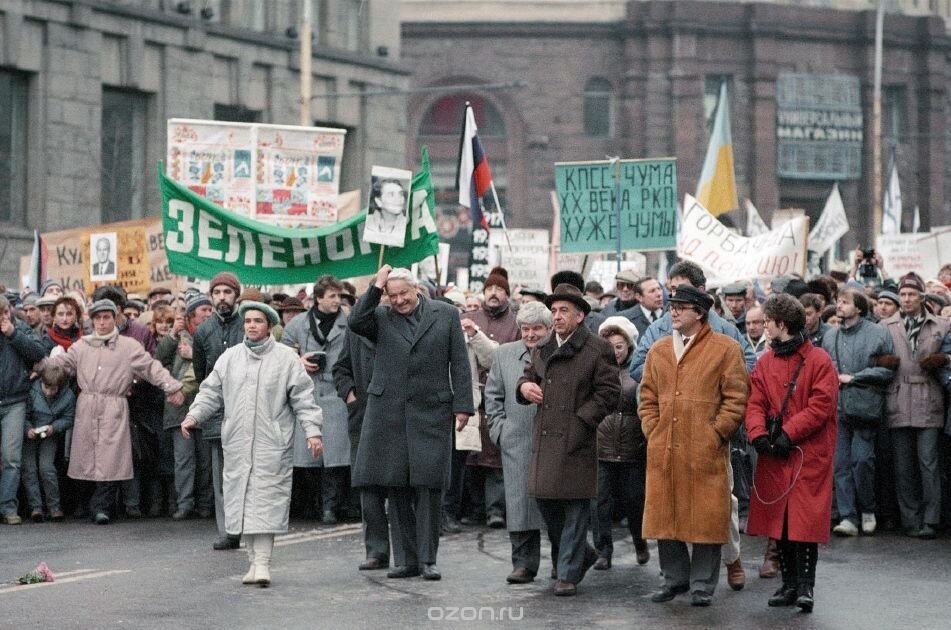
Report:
882,157,902,234
808,183,850,255
744,199,770,237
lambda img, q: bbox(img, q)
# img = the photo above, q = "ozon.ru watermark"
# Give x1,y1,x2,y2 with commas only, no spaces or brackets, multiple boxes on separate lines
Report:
427,606,524,621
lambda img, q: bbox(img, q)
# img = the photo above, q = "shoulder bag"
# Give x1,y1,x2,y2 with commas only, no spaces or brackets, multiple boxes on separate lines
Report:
833,329,884,428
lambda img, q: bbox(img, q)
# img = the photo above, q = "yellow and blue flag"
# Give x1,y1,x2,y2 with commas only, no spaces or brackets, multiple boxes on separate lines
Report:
696,82,738,217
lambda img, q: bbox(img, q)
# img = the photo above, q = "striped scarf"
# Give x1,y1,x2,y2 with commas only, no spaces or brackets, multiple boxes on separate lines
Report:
903,312,925,353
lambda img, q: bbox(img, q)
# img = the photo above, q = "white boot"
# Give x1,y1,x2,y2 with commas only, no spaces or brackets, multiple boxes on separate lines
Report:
253,534,273,587
242,535,256,584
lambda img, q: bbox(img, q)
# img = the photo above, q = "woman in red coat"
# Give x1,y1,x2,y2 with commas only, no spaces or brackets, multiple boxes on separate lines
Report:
746,294,838,613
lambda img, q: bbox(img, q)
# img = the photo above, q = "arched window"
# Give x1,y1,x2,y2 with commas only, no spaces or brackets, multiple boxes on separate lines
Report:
419,94,505,137
584,77,613,137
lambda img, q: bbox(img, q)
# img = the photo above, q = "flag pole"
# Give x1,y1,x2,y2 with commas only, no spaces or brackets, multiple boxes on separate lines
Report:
872,0,884,237
433,254,442,290
378,245,385,268
488,180,513,251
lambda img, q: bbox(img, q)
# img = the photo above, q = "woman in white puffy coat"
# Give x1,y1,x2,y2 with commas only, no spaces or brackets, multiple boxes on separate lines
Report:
182,301,323,587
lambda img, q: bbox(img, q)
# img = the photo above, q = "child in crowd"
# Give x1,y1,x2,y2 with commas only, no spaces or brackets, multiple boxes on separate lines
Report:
23,363,76,522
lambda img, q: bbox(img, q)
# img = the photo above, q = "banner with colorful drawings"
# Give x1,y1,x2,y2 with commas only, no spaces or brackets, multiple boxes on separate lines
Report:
166,119,346,227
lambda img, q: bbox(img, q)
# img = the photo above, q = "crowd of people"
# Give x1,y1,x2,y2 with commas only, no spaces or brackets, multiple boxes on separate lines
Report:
3,249,951,609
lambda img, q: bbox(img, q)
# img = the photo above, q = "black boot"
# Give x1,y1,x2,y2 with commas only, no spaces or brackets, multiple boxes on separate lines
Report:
795,543,817,613
768,540,798,607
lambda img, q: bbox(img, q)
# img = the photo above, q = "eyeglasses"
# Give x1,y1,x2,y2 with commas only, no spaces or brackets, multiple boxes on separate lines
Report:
616,282,634,290
669,304,690,313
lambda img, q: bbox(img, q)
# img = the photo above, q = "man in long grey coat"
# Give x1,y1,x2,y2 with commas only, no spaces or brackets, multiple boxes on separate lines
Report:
485,301,551,584
349,265,474,581
282,274,352,524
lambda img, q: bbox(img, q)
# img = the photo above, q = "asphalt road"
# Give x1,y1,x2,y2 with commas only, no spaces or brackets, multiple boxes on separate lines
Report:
0,516,948,629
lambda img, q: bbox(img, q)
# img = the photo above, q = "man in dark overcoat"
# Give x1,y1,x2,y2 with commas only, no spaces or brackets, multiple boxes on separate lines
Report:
516,284,620,596
348,265,473,581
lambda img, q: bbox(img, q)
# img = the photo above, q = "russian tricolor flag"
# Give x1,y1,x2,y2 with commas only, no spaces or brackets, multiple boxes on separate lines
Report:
457,104,493,230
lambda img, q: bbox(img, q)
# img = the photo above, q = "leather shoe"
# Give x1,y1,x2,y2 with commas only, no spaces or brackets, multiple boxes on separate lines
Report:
759,539,779,578
691,591,712,607
726,558,746,591
634,541,650,565
553,580,576,596
213,535,241,550
506,567,535,584
124,506,142,519
387,565,420,579
50,511,65,522
487,515,505,529
358,557,389,571
422,564,441,580
651,584,689,602
31,510,44,523
796,584,814,613
441,514,462,535
916,524,937,540
593,556,611,571
578,544,598,583
768,585,798,607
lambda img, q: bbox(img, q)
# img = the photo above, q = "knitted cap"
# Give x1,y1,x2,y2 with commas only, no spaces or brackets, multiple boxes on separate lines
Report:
88,299,118,317
238,301,279,327
483,266,510,295
209,271,240,294
185,294,213,316
898,272,926,294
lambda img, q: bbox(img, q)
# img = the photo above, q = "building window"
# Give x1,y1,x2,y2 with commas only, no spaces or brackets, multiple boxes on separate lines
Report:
101,89,149,224
214,104,261,123
419,94,505,137
341,0,365,52
220,0,266,31
0,71,28,225
583,77,613,137
884,85,906,144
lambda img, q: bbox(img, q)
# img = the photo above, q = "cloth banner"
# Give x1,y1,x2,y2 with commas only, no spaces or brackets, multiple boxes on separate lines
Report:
161,149,439,284
808,183,850,255
678,194,809,282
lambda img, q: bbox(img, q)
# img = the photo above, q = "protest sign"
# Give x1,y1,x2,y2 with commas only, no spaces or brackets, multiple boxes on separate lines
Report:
166,119,346,227
364,166,412,248
161,149,439,284
678,194,809,281
876,232,942,279
488,229,549,291
19,217,182,297
555,158,677,254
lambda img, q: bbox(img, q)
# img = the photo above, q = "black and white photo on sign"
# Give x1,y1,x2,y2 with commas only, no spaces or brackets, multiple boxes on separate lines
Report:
90,232,118,280
363,166,412,248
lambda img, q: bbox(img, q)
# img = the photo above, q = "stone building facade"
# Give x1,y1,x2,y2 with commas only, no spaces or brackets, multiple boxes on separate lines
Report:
0,0,409,287
402,0,951,258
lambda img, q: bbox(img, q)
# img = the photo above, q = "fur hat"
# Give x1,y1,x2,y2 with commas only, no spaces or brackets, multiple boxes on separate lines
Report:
483,266,510,295
599,316,639,347
544,283,591,315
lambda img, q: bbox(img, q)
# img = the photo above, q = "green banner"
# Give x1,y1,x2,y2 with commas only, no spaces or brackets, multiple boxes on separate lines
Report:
160,148,440,284
555,158,678,254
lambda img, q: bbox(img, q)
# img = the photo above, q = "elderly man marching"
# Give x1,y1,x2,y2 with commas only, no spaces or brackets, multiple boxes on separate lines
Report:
484,301,552,584
516,284,620,596
639,285,749,607
181,302,323,587
348,265,473,581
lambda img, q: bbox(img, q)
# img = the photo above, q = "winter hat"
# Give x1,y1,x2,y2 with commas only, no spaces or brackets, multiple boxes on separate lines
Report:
88,299,118,317
877,290,900,308
238,301,279,327
238,287,266,304
550,270,585,293
209,271,241,295
545,283,591,315
443,290,467,307
483,266,510,295
124,299,146,314
40,280,63,297
277,297,307,314
185,294,213,316
668,285,714,312
599,316,639,347
22,293,39,306
898,272,926,294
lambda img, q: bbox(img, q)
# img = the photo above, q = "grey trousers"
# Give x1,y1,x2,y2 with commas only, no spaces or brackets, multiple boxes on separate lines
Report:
892,427,941,529
509,529,541,574
21,436,60,513
171,428,213,513
210,439,227,537
536,498,592,584
388,486,441,568
658,540,721,595
361,485,393,562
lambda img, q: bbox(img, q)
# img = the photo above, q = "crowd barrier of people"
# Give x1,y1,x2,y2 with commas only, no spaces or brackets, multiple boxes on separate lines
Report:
3,248,951,609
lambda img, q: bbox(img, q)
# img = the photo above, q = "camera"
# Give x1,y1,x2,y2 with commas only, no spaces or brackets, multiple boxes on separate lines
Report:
303,351,327,371
857,247,880,286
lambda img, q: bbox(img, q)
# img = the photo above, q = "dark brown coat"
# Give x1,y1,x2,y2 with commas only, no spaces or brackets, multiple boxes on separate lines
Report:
597,358,644,463
516,323,620,499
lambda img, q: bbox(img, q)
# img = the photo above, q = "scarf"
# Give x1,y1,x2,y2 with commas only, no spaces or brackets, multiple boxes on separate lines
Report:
770,330,808,356
83,326,120,348
48,325,80,350
244,335,273,354
903,311,925,353
313,308,337,339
